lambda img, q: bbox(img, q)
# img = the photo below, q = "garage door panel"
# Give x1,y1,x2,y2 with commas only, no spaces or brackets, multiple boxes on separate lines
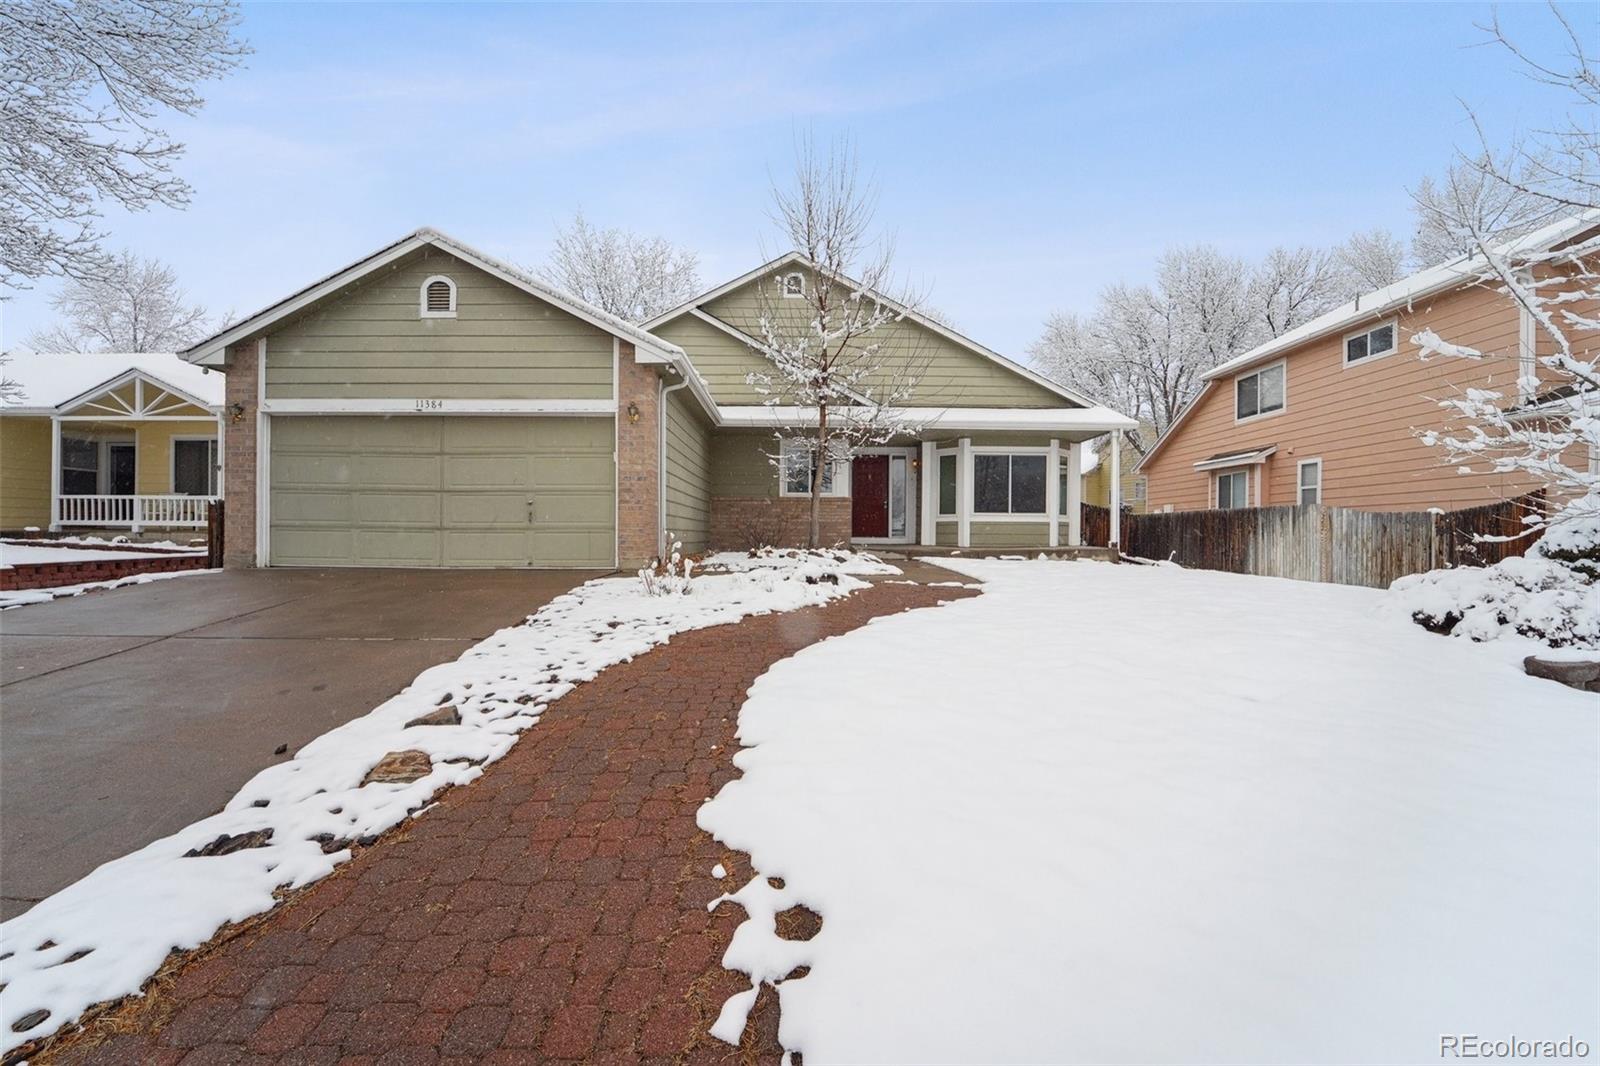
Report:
270,528,355,566
354,455,441,489
534,456,613,489
442,531,531,565
443,493,528,527
352,529,440,565
355,493,441,526
270,415,614,568
443,455,535,490
272,454,354,488
271,491,352,524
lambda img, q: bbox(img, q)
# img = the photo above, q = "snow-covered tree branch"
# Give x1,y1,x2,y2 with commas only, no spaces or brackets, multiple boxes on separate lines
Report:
25,250,212,352
747,136,930,547
0,0,248,290
1412,4,1598,538
536,212,700,324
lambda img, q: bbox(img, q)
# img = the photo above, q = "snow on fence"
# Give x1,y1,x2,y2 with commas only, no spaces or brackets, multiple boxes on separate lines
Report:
1119,492,1544,588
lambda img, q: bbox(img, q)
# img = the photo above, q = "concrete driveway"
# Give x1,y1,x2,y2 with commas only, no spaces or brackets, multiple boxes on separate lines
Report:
0,567,604,920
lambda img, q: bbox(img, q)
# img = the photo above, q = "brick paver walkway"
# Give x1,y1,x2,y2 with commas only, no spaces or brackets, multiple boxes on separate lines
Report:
42,577,972,1066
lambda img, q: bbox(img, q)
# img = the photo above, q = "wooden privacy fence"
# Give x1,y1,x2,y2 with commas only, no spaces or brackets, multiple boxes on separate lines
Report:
1116,491,1544,589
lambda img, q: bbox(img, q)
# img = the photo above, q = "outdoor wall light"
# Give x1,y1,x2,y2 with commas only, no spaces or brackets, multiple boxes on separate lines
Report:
627,401,640,423
229,401,246,424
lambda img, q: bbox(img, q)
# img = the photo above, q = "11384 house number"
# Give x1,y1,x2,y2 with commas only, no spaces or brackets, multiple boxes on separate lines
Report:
413,399,444,411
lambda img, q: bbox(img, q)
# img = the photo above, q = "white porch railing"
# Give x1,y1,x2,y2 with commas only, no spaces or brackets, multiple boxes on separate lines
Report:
57,494,218,528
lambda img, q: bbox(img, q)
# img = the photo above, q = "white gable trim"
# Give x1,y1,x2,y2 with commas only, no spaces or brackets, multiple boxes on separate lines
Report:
182,228,684,366
54,368,222,417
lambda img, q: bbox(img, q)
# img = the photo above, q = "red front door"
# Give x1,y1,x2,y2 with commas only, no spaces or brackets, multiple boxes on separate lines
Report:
851,455,889,538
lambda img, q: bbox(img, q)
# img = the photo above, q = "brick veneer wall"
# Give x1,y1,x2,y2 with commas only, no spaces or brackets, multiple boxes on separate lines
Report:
1,554,210,591
709,496,853,551
616,344,661,569
222,342,258,568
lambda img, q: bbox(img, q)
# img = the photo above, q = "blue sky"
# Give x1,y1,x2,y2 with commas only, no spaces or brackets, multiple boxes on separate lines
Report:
1,2,1583,357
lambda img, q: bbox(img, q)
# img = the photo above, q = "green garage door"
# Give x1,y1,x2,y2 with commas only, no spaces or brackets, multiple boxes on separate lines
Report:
269,416,615,568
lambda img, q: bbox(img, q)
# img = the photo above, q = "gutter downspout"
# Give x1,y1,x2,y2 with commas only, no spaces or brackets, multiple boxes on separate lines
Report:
658,365,690,558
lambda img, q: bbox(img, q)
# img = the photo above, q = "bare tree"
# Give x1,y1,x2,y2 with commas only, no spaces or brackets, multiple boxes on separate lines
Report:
537,212,700,323
746,137,927,548
26,250,211,352
0,0,248,291
1334,228,1409,293
1249,246,1343,336
1410,154,1556,269
1028,312,1150,454
1413,4,1599,536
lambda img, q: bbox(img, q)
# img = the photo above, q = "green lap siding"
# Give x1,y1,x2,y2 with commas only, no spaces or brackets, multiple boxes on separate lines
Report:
663,389,712,552
265,249,614,401
968,521,1053,548
709,432,781,497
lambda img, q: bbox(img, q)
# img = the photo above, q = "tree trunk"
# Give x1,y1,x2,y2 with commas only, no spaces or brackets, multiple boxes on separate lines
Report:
808,409,828,549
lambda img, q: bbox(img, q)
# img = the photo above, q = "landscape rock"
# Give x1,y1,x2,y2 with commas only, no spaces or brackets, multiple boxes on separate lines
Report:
1523,656,1600,692
405,705,461,728
362,749,433,785
184,828,274,858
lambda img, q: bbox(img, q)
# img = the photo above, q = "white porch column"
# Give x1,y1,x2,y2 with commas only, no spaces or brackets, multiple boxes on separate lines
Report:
1109,429,1123,548
49,416,61,532
215,410,226,499
956,437,972,549
1064,439,1083,547
918,440,937,546
1045,439,1061,547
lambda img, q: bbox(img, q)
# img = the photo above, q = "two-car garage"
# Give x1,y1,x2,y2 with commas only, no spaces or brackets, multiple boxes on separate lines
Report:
267,415,615,568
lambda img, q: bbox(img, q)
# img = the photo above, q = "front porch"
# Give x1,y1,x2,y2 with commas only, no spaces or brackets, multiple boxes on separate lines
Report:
49,370,223,533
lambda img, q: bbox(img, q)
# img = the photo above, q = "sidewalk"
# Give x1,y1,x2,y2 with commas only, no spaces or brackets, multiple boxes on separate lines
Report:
42,576,973,1065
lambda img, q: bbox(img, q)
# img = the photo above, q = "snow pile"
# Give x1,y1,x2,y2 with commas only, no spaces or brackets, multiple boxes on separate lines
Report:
0,568,216,610
699,559,1596,1064
1389,499,1600,648
0,543,198,567
0,558,873,1056
702,546,901,577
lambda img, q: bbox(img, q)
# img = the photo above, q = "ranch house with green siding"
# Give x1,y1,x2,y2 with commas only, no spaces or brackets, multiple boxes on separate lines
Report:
181,228,1135,570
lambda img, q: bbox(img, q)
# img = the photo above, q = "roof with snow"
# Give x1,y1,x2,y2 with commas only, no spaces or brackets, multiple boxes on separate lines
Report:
1201,210,1600,384
181,227,685,366
0,350,224,415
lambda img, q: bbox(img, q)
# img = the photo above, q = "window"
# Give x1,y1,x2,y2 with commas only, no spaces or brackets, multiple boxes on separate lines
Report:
1297,458,1321,505
1235,362,1285,420
173,438,219,495
60,437,98,495
1344,320,1396,365
1132,476,1147,504
1216,469,1249,510
780,439,844,497
420,275,457,318
974,453,1046,515
781,272,805,298
938,453,957,516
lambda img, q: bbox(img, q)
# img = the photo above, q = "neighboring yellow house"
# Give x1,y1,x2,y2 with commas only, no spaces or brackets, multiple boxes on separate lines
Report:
0,351,224,534
1080,424,1153,514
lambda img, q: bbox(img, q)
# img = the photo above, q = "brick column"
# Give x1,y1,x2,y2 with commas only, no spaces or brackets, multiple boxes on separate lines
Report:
615,343,661,569
223,341,258,568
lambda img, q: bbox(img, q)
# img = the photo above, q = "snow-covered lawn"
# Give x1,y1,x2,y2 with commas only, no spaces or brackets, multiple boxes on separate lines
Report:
0,554,889,1056
700,559,1598,1065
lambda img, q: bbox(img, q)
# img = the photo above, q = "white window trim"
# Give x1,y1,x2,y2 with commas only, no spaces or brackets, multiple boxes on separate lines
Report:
777,438,850,498
1296,457,1322,506
1233,360,1287,425
781,272,806,299
170,434,221,496
419,275,458,318
1215,467,1250,510
1341,317,1398,368
970,447,1050,518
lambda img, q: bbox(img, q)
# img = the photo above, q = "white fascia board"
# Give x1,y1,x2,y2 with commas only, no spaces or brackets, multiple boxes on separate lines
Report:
260,398,617,415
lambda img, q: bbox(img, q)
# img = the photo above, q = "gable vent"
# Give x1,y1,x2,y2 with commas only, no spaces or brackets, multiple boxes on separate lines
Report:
420,275,457,317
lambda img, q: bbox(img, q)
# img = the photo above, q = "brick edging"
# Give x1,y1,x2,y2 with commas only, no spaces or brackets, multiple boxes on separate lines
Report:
0,555,209,591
